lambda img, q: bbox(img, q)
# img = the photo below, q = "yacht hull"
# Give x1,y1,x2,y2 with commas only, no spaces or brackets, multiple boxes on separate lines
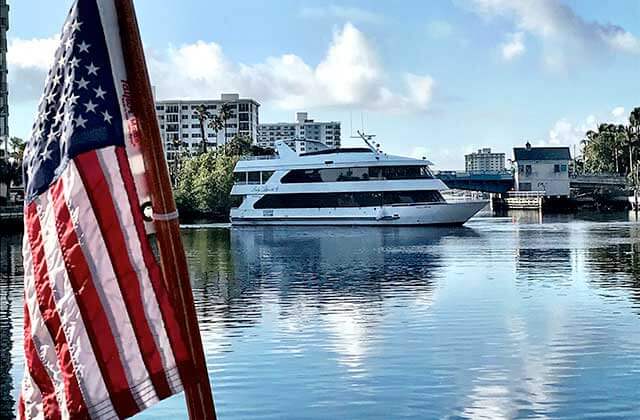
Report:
231,200,488,226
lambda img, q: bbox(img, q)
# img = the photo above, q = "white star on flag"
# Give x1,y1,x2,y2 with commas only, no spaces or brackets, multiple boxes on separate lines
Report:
84,99,98,113
77,77,89,89
78,40,90,53
74,114,87,128
94,86,107,99
86,62,99,76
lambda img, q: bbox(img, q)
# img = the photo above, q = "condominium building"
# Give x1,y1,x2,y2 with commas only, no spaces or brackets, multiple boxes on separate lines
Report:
155,93,260,162
257,112,341,150
0,0,9,159
465,148,505,172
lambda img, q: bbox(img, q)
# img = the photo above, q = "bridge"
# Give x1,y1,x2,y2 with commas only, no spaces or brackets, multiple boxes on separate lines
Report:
435,171,628,194
435,171,514,193
569,174,628,189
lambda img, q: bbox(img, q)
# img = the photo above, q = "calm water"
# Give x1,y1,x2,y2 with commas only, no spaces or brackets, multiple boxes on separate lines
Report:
2,212,640,419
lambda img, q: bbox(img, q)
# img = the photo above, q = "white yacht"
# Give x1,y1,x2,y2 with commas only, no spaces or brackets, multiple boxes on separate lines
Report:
230,136,487,226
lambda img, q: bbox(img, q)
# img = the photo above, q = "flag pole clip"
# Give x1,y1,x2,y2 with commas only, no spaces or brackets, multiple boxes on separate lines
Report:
152,210,179,221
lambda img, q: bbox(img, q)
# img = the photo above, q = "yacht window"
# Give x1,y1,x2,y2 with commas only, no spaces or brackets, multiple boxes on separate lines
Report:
247,172,261,184
281,166,433,183
261,171,275,183
253,191,444,209
233,172,247,184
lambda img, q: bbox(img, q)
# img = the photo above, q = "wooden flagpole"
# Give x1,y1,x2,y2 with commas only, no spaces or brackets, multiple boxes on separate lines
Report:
114,1,217,419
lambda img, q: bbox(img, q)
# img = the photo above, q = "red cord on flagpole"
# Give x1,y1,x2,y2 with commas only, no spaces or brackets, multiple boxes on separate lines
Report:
113,1,217,419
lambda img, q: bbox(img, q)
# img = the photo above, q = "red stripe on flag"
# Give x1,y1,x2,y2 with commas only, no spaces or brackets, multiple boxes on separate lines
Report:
75,150,172,399
22,302,61,420
18,391,25,420
115,147,194,379
25,203,89,418
49,178,139,418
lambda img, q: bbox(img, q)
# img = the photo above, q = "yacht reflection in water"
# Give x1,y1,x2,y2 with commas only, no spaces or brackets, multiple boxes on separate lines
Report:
227,226,478,368
185,227,477,362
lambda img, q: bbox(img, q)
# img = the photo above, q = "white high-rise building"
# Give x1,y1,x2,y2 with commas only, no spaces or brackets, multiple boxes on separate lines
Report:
257,112,341,151
155,94,260,162
465,148,505,173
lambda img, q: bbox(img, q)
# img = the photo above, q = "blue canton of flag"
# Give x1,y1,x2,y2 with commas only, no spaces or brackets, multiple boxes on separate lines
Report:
24,0,124,203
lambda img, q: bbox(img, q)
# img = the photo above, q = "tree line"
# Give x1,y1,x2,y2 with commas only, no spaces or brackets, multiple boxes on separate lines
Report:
576,107,640,179
171,103,272,219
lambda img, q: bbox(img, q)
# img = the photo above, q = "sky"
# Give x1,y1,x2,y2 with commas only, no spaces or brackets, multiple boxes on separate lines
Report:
6,0,640,169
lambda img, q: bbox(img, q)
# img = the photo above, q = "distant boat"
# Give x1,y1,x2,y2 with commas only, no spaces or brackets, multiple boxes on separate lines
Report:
230,135,487,226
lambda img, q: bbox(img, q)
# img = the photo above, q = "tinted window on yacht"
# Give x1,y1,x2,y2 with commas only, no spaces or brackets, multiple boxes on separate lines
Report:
261,171,275,183
253,190,444,209
233,172,247,184
248,172,261,184
281,166,433,183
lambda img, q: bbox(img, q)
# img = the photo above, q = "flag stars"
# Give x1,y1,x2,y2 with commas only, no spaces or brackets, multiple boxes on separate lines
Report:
78,41,90,53
68,93,80,105
75,114,87,128
76,77,89,89
84,100,98,113
85,62,99,76
46,90,57,104
102,110,113,124
94,86,106,100
53,109,65,126
69,56,81,69
46,130,58,144
70,19,82,33
52,73,62,87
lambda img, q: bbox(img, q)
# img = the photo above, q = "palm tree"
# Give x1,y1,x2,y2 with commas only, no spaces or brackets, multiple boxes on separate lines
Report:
207,115,224,154
194,104,211,154
217,103,233,154
627,107,640,190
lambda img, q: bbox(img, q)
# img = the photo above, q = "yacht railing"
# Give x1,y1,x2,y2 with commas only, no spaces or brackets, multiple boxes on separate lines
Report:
239,155,280,161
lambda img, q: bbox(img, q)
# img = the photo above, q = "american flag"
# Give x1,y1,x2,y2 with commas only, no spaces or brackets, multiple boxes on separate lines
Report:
20,0,193,418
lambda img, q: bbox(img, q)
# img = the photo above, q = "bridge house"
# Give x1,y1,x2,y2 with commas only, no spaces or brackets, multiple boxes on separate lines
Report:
513,143,572,197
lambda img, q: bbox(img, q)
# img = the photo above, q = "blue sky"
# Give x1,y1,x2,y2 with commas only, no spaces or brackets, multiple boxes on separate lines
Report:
7,0,640,169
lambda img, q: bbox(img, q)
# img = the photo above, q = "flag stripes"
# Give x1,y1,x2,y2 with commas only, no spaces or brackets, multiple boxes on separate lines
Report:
33,189,117,419
24,203,83,419
113,146,193,388
21,1,197,417
22,306,62,420
75,150,173,400
20,146,191,419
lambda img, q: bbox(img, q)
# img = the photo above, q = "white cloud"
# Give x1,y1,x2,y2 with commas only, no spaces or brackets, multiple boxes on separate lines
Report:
8,24,435,115
548,115,597,146
300,5,383,24
466,0,640,70
7,36,58,102
611,106,626,123
501,32,525,60
148,23,435,112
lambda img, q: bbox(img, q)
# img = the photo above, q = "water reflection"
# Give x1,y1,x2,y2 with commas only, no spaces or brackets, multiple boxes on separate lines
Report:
584,222,640,307
3,218,640,419
0,233,22,418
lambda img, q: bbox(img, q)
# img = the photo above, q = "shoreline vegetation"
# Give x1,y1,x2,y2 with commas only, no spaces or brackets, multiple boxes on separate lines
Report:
1,106,639,222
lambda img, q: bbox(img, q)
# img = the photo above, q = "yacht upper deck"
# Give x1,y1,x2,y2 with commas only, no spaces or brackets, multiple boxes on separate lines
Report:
235,141,433,172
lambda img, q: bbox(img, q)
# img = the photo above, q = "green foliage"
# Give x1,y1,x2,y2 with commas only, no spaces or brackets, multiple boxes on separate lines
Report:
0,137,25,186
173,133,275,218
580,107,640,178
174,151,240,217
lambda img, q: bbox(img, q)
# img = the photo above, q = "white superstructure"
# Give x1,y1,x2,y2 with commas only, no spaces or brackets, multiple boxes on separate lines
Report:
230,136,487,226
